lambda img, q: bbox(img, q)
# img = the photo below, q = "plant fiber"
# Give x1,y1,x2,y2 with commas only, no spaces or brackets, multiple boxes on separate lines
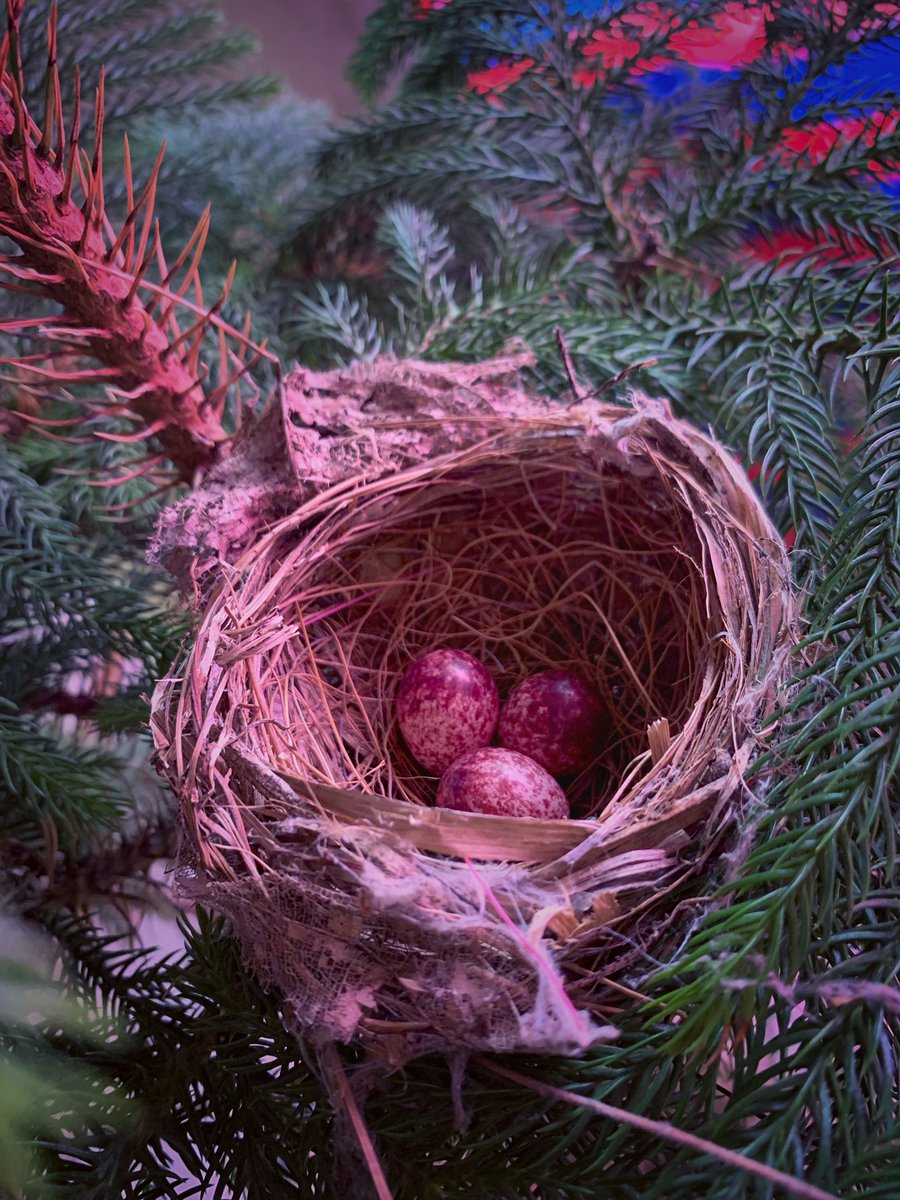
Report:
151,353,796,1063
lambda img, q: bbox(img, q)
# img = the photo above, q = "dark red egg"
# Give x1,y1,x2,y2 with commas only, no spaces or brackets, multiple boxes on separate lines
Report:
395,649,499,774
498,669,603,775
436,747,569,820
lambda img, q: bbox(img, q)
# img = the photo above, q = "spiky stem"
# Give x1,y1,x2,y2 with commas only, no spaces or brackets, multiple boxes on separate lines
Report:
0,2,266,482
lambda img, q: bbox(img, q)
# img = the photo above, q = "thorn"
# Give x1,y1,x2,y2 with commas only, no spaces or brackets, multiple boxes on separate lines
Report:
217,324,227,388
0,158,40,236
126,139,165,276
5,68,33,190
203,343,266,417
49,5,64,158
12,410,84,428
0,313,73,332
174,206,213,295
5,1,26,156
164,311,213,361
76,152,97,252
224,311,254,368
102,259,274,366
147,204,210,310
105,137,162,267
16,220,91,284
85,452,169,488
173,363,209,401
0,280,56,300
50,68,63,162
121,134,134,263
39,323,112,342
162,259,236,360
185,332,204,375
105,379,159,403
60,65,81,205
125,220,160,306
154,226,169,282
0,360,121,382
94,418,169,444
89,67,105,228
168,256,210,318
39,4,59,156
160,306,182,346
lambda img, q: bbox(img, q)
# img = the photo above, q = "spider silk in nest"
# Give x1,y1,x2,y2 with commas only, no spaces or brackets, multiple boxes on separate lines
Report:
150,351,797,1064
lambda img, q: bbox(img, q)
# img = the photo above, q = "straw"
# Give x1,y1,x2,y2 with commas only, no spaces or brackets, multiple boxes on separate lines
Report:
150,356,797,1061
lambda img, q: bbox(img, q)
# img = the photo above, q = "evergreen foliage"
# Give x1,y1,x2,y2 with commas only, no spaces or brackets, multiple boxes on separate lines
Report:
1,1,898,1198
0,433,184,920
17,0,279,131
129,100,329,283
0,915,129,1199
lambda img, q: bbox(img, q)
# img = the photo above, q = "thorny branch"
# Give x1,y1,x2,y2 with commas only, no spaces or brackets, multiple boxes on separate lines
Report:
0,0,274,483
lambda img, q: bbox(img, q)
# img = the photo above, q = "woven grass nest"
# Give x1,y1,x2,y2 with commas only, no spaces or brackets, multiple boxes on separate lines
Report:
151,352,797,1065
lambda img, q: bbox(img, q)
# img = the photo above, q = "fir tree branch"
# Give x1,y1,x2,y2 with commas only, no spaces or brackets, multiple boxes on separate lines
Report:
18,0,279,132
0,699,125,851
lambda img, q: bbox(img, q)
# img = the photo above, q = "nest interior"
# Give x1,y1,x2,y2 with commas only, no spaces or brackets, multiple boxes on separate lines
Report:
248,444,708,818
152,363,796,1062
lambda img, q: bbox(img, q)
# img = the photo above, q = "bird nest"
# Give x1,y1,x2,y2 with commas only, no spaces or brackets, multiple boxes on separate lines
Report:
151,355,797,1064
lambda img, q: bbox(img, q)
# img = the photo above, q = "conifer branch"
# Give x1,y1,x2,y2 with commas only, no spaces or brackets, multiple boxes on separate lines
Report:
0,2,274,484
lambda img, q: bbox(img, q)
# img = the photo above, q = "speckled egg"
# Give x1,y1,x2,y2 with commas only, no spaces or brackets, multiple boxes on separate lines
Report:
395,649,499,774
498,669,603,775
436,747,569,819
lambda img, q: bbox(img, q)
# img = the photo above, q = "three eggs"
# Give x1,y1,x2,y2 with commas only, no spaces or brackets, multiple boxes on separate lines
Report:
395,649,604,820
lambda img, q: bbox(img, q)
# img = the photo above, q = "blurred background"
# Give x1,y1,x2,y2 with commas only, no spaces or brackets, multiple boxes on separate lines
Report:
219,0,377,111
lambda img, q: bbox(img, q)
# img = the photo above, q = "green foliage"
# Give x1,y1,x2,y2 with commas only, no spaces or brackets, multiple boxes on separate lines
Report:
14,912,332,1199
114,98,329,330
0,700,126,850
289,281,384,365
0,436,183,902
2,0,899,1197
18,0,279,132
0,915,130,1198
321,6,900,248
0,442,183,697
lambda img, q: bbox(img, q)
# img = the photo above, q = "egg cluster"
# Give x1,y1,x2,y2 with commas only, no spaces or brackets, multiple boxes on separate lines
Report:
395,649,604,820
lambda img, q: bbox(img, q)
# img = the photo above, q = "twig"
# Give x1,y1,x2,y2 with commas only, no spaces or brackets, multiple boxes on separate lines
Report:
554,326,584,402
478,1059,841,1200
322,1044,394,1200
584,357,659,399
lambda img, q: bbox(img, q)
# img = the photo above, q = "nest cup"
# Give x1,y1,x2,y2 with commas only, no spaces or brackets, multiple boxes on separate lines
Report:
152,367,796,1062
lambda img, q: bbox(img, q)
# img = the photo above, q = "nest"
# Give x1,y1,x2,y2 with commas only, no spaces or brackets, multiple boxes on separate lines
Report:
151,355,797,1064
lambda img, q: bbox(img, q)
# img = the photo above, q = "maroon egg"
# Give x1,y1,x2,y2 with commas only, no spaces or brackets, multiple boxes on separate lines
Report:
396,649,499,774
436,747,569,820
498,669,603,775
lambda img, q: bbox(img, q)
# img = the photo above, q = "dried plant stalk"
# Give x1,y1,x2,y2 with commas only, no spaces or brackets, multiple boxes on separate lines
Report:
151,355,797,1062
